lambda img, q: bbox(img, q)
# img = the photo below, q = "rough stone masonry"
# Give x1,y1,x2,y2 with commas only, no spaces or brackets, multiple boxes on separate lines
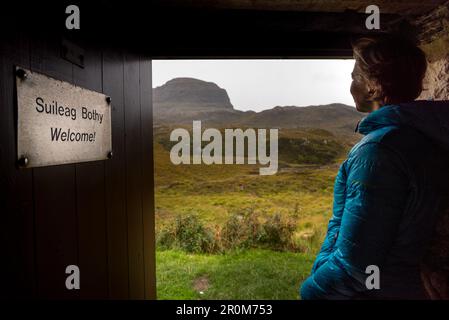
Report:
417,1,449,100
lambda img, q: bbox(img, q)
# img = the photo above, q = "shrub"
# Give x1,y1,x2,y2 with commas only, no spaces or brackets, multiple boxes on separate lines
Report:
220,209,263,250
157,214,216,253
260,214,296,251
157,210,302,253
221,210,297,252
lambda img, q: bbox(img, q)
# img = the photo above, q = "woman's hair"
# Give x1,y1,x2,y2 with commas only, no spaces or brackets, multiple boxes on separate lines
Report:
352,35,428,103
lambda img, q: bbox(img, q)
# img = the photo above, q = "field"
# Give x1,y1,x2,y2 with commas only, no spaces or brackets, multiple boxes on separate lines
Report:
154,126,355,299
156,249,314,299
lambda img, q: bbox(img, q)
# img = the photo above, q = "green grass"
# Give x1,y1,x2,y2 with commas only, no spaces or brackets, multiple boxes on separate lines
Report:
153,126,352,299
154,139,339,231
156,126,346,166
156,249,314,300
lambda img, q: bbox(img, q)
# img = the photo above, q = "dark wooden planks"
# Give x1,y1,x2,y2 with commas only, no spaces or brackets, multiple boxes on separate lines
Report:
1,32,156,299
103,48,129,299
30,35,79,299
124,53,145,299
0,32,36,298
139,57,156,299
72,45,108,299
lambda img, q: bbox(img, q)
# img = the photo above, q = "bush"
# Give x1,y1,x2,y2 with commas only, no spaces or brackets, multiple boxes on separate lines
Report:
260,214,296,251
157,214,216,253
220,209,264,250
221,210,297,252
157,210,301,253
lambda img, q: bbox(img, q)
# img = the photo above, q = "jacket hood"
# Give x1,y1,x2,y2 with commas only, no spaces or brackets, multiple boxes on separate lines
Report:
357,100,449,150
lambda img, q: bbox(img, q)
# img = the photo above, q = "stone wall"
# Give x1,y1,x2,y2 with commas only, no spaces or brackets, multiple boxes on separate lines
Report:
415,2,449,299
417,1,449,100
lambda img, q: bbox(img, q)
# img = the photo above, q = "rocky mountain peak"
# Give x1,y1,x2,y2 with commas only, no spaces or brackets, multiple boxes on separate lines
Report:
153,77,234,109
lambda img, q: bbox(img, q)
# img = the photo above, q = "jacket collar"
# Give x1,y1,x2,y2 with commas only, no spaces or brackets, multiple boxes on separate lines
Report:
356,105,400,135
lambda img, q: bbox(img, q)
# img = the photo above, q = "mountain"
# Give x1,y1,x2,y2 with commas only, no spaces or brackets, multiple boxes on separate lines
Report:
239,104,362,133
153,77,234,109
153,78,363,136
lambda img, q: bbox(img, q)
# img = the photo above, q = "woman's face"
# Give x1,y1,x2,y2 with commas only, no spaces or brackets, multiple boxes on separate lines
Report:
350,61,381,113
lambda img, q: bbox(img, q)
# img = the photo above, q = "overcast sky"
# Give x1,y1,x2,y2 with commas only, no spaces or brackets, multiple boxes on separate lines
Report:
152,59,355,112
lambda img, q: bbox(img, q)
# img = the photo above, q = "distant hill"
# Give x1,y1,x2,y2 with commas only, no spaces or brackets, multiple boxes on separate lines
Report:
239,104,362,134
153,77,234,109
155,126,347,167
153,78,363,136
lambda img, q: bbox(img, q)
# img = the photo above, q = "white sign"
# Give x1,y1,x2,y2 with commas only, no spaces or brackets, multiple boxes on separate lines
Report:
16,67,112,168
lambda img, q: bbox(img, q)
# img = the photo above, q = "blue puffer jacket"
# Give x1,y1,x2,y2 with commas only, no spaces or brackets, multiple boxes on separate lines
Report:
300,100,449,300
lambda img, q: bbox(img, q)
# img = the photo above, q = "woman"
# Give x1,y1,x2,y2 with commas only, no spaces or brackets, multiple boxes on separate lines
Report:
300,35,449,299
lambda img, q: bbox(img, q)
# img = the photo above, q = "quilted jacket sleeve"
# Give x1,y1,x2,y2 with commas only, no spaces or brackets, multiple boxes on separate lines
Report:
310,162,347,273
300,142,409,299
